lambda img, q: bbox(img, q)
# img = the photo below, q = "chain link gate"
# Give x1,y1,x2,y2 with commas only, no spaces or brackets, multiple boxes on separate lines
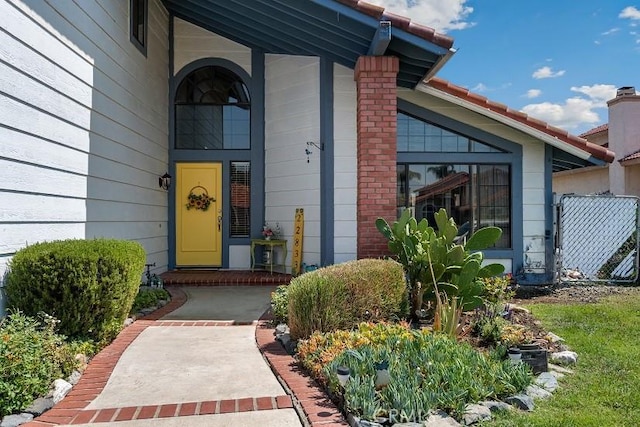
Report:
556,194,639,283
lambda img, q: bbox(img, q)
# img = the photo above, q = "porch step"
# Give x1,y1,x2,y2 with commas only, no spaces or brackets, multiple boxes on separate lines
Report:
160,270,291,286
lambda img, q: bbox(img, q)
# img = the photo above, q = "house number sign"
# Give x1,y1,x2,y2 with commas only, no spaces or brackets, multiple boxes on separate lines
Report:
291,208,304,276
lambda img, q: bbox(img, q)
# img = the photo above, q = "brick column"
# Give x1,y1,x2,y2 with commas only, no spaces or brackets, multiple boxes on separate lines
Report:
354,56,399,259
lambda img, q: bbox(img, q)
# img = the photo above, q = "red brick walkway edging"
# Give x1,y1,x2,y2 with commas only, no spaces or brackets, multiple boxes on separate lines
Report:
23,287,332,427
255,317,349,427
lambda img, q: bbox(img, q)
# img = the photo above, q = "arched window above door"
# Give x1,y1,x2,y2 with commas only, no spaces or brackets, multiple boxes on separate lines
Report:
175,65,250,150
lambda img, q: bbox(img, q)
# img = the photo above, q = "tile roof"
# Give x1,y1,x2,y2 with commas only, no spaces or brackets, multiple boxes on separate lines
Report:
620,149,640,163
335,0,454,50
580,123,608,138
425,77,616,163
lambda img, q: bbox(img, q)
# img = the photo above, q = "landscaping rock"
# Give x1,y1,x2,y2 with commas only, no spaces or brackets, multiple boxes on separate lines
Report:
535,372,559,392
505,394,535,411
548,370,564,379
391,423,422,427
548,363,574,375
547,332,564,343
275,323,289,335
52,379,72,404
157,299,168,307
275,332,290,345
480,400,512,413
67,370,82,386
526,385,552,400
550,350,578,365
424,410,461,426
346,414,384,427
509,304,530,314
124,317,135,327
140,307,155,316
1,413,33,427
462,404,491,425
23,397,54,416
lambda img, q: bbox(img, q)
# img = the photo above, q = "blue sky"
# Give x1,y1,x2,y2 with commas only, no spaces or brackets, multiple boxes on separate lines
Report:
369,1,640,135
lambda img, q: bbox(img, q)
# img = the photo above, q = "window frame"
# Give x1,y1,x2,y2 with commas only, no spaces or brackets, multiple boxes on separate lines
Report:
174,66,251,150
130,0,148,56
397,100,523,258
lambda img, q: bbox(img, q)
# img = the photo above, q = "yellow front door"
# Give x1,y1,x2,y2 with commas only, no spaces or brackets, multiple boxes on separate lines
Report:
176,163,222,266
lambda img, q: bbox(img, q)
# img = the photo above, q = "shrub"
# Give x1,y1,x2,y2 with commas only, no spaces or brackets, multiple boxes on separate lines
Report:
297,322,417,379
6,239,146,343
130,287,170,314
0,311,83,416
287,259,408,340
270,284,290,324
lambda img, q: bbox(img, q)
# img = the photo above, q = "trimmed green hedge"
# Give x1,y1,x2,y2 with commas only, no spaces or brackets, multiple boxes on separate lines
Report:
6,239,146,343
287,259,408,340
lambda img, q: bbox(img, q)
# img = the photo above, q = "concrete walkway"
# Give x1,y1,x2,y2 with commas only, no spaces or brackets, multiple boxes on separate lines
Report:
24,286,312,427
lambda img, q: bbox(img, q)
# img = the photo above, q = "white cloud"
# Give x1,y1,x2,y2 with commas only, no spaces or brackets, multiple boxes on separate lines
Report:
532,66,566,79
570,84,617,106
602,27,620,35
471,83,488,92
366,0,474,32
620,6,640,20
525,89,542,99
521,84,617,130
522,99,600,130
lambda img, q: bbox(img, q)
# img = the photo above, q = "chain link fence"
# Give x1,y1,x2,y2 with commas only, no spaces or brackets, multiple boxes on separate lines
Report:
557,194,639,283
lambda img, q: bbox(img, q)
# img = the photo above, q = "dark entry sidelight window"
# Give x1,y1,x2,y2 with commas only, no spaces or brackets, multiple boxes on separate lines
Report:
230,162,250,237
175,66,250,150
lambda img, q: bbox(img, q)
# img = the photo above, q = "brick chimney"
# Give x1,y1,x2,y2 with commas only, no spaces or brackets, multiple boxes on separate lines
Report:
607,86,640,195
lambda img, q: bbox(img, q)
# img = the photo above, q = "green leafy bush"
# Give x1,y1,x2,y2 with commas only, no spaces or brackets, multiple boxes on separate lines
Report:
287,259,408,340
130,288,170,314
270,284,290,324
6,239,146,343
0,311,87,417
313,325,532,422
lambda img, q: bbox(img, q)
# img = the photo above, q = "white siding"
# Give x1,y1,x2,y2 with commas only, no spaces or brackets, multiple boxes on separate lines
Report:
265,54,321,271
521,142,547,274
0,0,170,278
333,64,358,263
173,18,251,76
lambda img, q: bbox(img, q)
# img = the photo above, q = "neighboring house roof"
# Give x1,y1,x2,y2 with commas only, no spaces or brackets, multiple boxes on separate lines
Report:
424,77,616,164
580,123,608,138
620,149,640,164
164,0,454,88
415,172,469,201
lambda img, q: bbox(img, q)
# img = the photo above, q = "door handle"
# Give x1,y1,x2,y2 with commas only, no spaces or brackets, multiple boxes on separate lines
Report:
217,209,222,231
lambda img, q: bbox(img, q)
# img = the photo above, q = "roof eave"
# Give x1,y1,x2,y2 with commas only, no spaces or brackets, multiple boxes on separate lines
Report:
419,47,456,90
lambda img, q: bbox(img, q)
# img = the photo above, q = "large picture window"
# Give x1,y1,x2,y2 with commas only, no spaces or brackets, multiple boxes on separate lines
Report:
397,112,512,248
397,164,511,248
175,66,250,150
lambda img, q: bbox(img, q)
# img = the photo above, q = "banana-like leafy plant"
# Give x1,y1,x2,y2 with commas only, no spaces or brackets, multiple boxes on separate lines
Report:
376,208,505,334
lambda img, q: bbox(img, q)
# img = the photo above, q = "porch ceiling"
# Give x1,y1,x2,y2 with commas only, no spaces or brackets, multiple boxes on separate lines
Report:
162,0,453,88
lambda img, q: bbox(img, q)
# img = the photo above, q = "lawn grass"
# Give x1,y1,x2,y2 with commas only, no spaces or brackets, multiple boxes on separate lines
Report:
483,292,640,427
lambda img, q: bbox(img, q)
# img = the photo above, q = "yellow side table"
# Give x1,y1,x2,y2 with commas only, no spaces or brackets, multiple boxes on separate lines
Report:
250,239,287,274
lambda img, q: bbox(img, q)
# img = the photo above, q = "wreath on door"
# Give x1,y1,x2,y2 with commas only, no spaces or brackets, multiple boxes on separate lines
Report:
185,185,215,211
